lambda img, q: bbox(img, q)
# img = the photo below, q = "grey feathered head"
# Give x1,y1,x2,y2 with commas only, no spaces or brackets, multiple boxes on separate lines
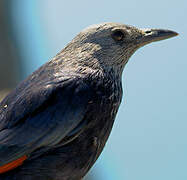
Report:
61,22,178,72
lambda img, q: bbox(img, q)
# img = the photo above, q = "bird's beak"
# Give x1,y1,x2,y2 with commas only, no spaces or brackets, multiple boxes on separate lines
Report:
137,29,178,46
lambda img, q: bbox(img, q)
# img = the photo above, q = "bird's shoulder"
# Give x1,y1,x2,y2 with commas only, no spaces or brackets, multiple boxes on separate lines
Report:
0,58,120,129
0,65,94,130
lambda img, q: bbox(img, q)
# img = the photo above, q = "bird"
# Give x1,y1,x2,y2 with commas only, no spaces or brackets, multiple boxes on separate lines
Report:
0,22,178,180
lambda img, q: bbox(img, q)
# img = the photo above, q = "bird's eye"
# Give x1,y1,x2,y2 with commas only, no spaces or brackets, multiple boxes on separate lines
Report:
111,30,125,41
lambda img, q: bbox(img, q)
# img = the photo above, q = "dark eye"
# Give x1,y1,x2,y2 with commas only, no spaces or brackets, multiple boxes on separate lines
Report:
111,30,125,41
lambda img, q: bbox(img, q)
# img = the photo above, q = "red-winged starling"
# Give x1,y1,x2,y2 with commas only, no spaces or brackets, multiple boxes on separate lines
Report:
0,23,178,180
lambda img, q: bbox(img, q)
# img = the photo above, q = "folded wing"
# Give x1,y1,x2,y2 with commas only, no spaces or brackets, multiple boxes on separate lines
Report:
0,76,92,171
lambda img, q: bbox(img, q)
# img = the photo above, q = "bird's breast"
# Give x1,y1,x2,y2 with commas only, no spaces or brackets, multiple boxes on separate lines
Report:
75,79,122,173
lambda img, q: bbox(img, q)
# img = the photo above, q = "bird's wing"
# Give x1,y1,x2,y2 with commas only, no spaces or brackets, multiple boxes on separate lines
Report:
0,76,92,169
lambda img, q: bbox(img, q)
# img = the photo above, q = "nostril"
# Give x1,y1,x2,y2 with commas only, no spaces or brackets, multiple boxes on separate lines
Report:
145,30,152,34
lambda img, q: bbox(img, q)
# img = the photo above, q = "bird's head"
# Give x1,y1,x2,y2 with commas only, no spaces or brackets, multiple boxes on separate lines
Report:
64,22,178,72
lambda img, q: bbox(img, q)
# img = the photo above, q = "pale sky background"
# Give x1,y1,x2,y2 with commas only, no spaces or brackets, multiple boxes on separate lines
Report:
9,0,186,179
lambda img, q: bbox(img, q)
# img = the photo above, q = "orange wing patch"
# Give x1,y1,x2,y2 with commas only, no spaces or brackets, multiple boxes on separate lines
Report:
0,155,27,174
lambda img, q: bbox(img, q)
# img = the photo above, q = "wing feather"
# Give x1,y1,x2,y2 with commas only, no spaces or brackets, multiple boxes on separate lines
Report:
0,76,92,166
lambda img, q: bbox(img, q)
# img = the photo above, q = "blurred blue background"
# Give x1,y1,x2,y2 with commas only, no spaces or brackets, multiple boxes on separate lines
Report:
0,0,186,179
